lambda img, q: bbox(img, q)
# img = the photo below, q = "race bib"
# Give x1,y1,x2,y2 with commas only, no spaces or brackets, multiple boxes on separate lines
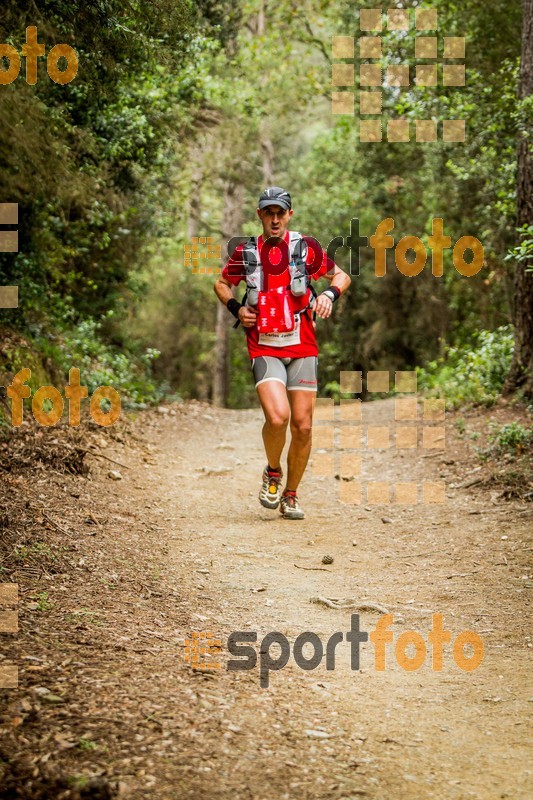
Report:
258,315,302,347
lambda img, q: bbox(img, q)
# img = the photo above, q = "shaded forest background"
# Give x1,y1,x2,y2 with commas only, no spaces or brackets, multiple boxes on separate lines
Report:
0,0,531,411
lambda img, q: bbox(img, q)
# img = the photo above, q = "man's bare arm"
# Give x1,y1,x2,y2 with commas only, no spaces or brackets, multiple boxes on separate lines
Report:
323,264,351,293
314,264,351,319
214,275,234,306
213,276,258,328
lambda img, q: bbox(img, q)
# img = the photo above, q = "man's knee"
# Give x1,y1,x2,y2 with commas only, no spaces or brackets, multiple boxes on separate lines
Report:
265,412,290,431
290,418,312,438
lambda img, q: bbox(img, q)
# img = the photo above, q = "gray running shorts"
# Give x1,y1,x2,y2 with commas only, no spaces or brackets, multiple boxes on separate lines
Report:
251,356,318,392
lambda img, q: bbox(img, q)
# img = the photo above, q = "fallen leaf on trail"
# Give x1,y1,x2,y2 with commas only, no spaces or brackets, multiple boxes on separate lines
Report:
54,733,77,750
41,693,66,705
197,467,232,476
305,729,334,739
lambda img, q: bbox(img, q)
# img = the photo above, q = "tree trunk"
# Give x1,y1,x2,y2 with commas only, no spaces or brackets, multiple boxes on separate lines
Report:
257,1,275,185
261,137,275,185
504,0,533,399
212,180,244,407
186,151,211,402
187,155,202,240
257,0,265,36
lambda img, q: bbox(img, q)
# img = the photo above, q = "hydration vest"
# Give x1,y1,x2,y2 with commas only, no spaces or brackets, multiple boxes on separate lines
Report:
238,231,316,316
241,231,309,306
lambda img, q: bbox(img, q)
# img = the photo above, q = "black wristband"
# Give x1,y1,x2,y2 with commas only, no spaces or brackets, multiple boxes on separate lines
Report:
226,298,243,319
322,286,341,303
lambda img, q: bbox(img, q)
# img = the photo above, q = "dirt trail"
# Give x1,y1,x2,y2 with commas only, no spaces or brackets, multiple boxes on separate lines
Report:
2,399,532,799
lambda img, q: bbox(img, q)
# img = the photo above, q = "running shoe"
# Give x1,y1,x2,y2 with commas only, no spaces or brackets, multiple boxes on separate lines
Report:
259,465,283,509
280,490,305,520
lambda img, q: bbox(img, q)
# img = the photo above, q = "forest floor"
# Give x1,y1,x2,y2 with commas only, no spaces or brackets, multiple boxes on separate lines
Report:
0,397,532,800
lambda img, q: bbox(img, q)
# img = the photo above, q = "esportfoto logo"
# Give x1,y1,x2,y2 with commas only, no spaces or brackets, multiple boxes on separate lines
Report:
184,614,484,687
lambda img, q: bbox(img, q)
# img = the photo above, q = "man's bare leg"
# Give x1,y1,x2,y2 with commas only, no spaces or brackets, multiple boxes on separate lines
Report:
286,390,316,491
256,381,290,469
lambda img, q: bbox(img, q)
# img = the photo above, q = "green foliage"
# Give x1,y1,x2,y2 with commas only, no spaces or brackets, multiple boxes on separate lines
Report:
416,326,515,407
36,591,53,612
455,417,466,436
505,225,533,271
67,776,89,790
78,738,98,752
47,319,163,406
228,334,256,408
487,422,533,456
0,0,232,404
0,0,527,406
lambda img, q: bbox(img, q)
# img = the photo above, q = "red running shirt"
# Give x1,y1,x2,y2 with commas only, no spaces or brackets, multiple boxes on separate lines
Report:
222,232,335,359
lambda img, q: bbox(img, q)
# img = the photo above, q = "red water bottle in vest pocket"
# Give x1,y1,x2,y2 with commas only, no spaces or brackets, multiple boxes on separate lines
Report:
258,287,295,333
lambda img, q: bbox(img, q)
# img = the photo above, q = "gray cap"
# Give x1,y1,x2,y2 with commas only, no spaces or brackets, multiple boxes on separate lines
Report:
258,186,292,211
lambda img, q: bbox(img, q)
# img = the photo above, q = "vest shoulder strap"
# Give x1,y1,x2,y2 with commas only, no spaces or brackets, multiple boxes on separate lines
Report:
241,232,309,282
241,237,258,275
288,231,307,273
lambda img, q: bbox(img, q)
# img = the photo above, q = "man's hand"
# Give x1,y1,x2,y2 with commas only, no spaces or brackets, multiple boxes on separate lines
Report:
239,305,259,328
314,294,333,319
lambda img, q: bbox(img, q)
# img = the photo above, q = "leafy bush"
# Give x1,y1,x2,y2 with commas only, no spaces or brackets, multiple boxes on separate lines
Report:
505,224,533,272
4,318,164,409
416,326,515,407
53,319,163,407
487,421,532,456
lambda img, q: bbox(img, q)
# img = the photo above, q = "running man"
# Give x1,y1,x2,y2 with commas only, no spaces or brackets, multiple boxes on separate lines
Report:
214,187,350,519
